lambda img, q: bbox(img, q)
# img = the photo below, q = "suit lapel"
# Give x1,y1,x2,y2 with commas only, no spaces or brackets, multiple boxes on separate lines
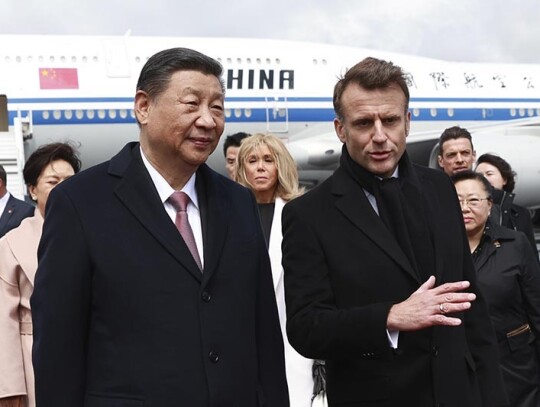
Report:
0,195,15,233
196,165,228,284
112,144,202,282
332,167,420,283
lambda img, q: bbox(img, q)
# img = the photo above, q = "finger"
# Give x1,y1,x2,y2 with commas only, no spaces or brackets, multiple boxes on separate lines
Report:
433,315,463,326
436,301,472,316
437,292,476,304
433,280,470,295
415,275,436,294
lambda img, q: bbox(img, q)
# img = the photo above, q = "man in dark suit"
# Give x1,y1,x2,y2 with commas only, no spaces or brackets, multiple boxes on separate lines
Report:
282,57,508,406
32,48,288,407
0,164,34,238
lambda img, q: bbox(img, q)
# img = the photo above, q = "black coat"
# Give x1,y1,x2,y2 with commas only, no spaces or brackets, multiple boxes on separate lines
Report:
31,143,289,407
473,222,540,407
0,194,34,238
282,163,507,407
490,188,537,256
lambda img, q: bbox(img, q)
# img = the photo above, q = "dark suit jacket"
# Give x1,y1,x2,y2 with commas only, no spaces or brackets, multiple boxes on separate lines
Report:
0,194,34,238
282,163,508,407
473,222,540,406
31,142,288,407
490,188,537,256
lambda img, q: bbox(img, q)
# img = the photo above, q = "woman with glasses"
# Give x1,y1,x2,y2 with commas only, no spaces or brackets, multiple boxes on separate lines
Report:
452,170,540,407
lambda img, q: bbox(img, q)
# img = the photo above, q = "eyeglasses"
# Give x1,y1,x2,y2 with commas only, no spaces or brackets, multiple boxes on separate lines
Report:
458,198,490,208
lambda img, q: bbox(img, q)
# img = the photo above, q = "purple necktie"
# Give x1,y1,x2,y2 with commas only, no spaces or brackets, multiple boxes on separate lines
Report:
168,191,203,271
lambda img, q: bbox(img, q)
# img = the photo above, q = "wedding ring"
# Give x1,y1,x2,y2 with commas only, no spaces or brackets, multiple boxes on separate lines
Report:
439,303,447,314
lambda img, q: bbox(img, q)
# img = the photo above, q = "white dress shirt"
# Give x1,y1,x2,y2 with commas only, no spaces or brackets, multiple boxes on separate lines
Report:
140,148,204,267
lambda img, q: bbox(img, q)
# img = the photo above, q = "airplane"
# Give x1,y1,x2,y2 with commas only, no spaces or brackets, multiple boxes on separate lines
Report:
1,34,540,214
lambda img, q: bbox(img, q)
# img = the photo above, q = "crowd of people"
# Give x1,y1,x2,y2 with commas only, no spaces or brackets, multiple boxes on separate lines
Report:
0,48,538,407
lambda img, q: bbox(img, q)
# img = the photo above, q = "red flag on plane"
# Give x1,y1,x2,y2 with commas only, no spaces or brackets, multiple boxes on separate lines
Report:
39,68,79,89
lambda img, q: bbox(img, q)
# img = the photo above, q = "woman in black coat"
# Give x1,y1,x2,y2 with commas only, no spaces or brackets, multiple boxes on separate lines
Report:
452,170,540,407
475,153,537,255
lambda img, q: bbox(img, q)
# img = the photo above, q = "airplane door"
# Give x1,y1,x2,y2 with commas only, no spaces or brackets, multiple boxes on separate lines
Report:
265,96,288,133
102,39,131,78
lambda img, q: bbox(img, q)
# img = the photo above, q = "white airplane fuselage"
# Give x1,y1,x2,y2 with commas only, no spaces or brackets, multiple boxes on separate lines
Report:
2,35,540,208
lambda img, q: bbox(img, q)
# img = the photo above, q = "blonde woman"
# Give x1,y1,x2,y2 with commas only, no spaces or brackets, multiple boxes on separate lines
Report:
236,133,320,407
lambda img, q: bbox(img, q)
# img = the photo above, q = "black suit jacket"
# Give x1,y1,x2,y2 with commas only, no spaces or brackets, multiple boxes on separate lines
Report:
32,142,288,407
282,163,507,407
0,194,34,238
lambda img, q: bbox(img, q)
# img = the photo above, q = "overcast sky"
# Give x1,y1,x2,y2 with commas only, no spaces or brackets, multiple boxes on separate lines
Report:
2,0,539,64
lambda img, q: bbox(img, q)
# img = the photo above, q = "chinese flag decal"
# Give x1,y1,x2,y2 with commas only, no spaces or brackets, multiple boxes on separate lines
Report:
39,68,79,89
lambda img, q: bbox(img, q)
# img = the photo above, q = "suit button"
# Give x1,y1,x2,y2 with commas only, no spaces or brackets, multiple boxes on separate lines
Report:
201,291,211,302
432,345,439,357
209,351,219,363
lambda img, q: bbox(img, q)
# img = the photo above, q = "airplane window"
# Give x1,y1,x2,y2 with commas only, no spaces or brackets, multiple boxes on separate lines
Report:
237,58,242,64
61,56,66,62
246,58,252,64
38,56,44,63
519,108,525,117
312,59,318,65
72,56,77,63
430,108,437,117
93,56,98,62
108,110,117,119
76,110,84,120
413,108,420,117
322,59,327,65
119,109,128,119
527,109,534,117
64,110,73,120
42,111,50,120
129,110,135,119
4,56,10,63
135,56,141,63
447,108,454,117
256,58,261,64
86,110,95,119
224,109,232,118
537,109,540,116
53,110,61,120
27,56,32,62
266,58,271,64
49,56,55,62
16,56,21,63
234,109,242,118
217,58,222,63
510,108,516,117
227,58,232,64
244,108,252,118
82,56,88,63
97,110,106,119
276,58,281,65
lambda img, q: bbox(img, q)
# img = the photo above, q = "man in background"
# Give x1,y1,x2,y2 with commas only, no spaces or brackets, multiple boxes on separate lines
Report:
223,131,250,178
437,125,476,176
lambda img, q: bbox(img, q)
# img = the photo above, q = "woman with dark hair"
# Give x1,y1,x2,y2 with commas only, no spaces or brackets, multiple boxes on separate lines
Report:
452,170,540,407
0,142,81,407
475,153,536,254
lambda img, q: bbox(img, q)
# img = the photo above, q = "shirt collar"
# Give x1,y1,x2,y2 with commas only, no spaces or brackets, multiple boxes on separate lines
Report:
139,147,199,209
